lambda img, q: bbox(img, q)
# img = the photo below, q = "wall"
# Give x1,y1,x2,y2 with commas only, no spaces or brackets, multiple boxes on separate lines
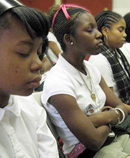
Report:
19,0,55,12
112,0,130,16
19,0,130,17
19,0,112,16
62,0,112,16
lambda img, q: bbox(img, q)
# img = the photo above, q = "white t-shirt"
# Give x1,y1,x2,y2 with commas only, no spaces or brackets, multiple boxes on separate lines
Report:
89,54,120,97
120,42,130,64
0,95,59,158
47,32,62,63
41,54,106,154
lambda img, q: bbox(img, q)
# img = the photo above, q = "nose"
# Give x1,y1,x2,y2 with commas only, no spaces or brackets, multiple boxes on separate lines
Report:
123,31,127,38
95,28,102,39
30,54,43,73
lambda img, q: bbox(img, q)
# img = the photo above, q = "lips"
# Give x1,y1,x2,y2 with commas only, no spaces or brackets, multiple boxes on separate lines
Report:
28,76,42,89
96,40,103,48
97,40,103,46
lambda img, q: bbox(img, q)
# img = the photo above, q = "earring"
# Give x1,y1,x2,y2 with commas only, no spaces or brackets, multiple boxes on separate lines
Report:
104,35,108,41
70,42,74,45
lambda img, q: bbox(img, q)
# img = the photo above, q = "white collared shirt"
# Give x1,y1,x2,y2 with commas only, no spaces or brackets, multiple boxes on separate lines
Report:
120,42,130,64
0,95,59,158
89,52,128,97
47,32,62,63
42,54,106,154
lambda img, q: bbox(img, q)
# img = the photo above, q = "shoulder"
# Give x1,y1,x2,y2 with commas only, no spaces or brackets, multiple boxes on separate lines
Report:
47,32,57,42
88,54,109,69
89,54,108,63
44,65,75,94
89,54,110,69
120,42,130,56
120,42,130,49
14,95,46,119
46,63,71,81
88,54,113,83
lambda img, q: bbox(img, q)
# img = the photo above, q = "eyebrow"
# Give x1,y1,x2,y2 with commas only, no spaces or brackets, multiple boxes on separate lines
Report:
87,21,97,26
17,39,44,49
17,40,34,46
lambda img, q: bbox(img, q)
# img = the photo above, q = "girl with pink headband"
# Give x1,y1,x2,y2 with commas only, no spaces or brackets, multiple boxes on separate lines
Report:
42,4,130,158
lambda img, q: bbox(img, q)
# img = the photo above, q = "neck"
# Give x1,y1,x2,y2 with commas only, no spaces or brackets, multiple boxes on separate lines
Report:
104,42,116,51
62,53,86,74
0,93,10,108
76,65,87,75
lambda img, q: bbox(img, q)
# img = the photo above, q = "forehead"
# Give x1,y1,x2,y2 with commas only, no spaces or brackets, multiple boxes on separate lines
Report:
0,13,37,39
76,12,96,26
111,18,126,28
0,17,36,48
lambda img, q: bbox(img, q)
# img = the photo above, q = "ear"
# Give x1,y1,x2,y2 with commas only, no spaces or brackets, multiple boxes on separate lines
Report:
101,26,109,37
64,34,74,46
64,34,71,44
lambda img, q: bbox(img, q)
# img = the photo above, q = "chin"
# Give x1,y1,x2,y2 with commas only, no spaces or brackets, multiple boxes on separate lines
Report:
93,48,101,54
23,89,34,96
119,44,123,48
14,89,34,96
92,51,100,55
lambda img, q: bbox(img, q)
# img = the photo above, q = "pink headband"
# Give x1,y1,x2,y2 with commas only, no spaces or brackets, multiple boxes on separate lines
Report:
51,4,90,28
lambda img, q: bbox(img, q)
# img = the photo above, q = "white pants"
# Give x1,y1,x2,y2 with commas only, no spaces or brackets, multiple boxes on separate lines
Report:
94,134,130,158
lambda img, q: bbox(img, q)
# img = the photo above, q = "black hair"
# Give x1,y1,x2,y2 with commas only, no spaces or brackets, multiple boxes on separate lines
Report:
95,10,122,40
46,5,88,51
124,13,130,42
0,6,50,60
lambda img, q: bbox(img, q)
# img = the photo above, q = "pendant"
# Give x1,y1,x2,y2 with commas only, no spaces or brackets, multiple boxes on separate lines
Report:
91,93,96,102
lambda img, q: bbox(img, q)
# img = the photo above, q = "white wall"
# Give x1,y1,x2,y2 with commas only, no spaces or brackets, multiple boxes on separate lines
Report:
55,0,61,5
112,0,130,16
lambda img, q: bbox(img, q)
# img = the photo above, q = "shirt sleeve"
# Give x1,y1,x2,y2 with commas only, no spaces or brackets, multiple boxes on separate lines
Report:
47,32,57,42
36,107,59,158
89,54,114,88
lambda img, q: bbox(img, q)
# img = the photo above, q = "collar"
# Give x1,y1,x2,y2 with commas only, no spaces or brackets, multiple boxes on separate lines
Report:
114,49,121,59
57,54,89,84
102,43,121,58
0,95,21,121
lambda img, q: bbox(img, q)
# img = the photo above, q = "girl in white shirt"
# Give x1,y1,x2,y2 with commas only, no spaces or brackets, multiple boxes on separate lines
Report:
42,4,130,158
0,1,59,158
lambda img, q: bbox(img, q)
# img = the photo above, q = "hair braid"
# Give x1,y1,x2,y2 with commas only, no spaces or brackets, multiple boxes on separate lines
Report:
95,10,122,40
124,13,130,42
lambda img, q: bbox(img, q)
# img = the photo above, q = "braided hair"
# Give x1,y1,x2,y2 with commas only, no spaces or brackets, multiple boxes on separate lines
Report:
46,4,89,51
95,10,122,40
124,13,130,43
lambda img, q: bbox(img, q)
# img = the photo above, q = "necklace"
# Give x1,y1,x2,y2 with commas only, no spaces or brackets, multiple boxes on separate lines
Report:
77,65,96,102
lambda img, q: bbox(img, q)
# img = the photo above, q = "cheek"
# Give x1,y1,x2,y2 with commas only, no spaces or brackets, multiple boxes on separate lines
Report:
11,66,26,80
0,67,20,90
108,35,117,45
110,31,121,39
7,67,26,89
5,64,24,83
0,55,29,93
110,34,122,44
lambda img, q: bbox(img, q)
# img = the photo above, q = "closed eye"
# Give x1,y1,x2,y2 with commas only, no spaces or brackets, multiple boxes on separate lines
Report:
18,52,30,58
118,27,125,33
86,28,94,32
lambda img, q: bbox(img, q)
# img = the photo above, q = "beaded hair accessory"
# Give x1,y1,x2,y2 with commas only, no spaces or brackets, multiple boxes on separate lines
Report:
51,4,90,28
